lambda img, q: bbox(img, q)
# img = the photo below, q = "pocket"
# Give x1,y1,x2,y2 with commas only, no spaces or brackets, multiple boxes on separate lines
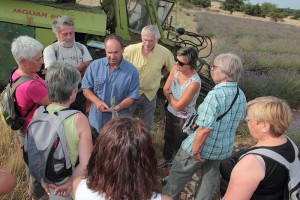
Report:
175,148,191,167
95,78,105,96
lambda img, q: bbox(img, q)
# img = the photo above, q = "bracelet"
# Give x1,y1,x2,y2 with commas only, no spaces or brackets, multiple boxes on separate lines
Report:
192,152,199,156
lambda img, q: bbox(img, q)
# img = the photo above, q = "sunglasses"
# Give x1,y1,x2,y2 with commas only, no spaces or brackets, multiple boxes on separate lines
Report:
175,58,188,67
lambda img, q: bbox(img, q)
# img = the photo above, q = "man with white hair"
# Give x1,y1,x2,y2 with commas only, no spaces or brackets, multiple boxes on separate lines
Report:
123,25,175,131
43,16,92,114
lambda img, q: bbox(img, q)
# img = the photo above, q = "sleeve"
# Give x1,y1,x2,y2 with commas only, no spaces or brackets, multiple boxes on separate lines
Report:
196,92,219,129
123,46,132,60
80,44,93,62
43,45,56,68
127,67,140,100
164,49,175,72
27,81,48,103
81,61,95,90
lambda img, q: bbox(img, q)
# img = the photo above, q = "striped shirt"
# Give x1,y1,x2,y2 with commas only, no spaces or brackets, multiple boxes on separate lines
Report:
181,82,247,160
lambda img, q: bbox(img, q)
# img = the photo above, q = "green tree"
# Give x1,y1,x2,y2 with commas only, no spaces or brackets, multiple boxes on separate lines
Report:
260,2,277,17
242,3,261,16
291,10,300,20
222,0,244,14
190,0,211,8
269,11,285,22
242,3,254,15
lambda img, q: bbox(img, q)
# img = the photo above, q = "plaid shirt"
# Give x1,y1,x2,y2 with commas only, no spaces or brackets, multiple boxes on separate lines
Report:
181,82,246,160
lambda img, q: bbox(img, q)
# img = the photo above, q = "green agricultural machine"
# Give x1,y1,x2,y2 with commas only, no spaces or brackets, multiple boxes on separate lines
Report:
0,0,214,94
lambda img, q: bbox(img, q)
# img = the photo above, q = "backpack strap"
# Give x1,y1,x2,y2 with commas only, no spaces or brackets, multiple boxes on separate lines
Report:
240,136,299,174
52,42,84,59
46,106,80,168
11,74,35,91
75,42,84,55
216,87,239,121
11,72,36,118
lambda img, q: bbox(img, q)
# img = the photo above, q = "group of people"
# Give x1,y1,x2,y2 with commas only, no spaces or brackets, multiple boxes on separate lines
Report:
2,14,298,200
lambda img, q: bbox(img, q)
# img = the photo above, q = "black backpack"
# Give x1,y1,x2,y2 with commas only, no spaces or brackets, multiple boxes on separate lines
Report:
0,69,35,130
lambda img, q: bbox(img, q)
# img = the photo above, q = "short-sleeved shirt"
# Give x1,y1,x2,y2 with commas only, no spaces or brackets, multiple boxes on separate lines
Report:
123,43,175,101
12,72,48,132
43,42,92,68
82,57,139,132
167,70,201,118
181,82,247,160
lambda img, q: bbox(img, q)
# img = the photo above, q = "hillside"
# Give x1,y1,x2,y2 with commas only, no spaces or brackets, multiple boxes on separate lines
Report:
78,0,300,29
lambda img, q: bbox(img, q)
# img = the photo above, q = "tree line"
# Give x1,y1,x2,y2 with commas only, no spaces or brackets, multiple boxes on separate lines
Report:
178,0,300,22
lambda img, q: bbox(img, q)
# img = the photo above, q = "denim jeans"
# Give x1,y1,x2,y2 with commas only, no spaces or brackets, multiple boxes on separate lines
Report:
131,94,157,131
162,148,221,200
163,110,188,160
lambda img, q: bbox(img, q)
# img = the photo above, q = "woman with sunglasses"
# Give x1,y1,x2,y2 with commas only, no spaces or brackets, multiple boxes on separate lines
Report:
157,47,201,169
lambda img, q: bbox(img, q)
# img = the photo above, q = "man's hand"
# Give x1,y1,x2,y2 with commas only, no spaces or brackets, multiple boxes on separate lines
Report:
95,100,110,112
76,62,86,72
102,105,121,113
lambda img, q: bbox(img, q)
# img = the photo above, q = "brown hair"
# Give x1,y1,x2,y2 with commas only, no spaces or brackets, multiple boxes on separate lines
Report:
86,116,158,200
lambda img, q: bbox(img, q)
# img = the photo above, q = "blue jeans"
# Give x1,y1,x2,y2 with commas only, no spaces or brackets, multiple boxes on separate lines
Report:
131,94,157,131
162,147,221,200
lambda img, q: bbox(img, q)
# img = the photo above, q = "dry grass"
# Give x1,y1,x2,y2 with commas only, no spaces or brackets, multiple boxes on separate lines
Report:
0,121,30,200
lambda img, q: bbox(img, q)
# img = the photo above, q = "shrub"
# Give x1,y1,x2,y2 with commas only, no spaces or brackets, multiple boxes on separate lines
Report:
221,0,244,14
179,0,211,8
260,2,277,17
269,11,285,22
291,10,300,20
239,69,300,108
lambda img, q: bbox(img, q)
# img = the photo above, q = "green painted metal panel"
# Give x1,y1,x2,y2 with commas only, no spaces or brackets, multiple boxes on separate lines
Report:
0,23,34,88
0,0,107,36
36,28,56,47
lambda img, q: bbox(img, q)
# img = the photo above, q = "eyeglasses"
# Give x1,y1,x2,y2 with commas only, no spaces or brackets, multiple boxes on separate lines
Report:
244,117,253,123
211,65,219,71
78,82,82,90
175,58,188,67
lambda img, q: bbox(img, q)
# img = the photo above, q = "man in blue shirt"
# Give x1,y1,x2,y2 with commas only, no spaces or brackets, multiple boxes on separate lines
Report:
82,34,139,134
162,53,247,200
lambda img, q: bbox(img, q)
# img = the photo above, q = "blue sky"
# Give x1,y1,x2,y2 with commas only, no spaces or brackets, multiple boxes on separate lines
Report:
246,0,300,9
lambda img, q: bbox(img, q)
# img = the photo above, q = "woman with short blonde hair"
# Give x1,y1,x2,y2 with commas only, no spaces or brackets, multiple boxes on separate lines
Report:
220,96,296,200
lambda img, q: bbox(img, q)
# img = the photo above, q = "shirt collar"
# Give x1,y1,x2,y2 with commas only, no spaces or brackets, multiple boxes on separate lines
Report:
103,57,125,70
214,82,237,89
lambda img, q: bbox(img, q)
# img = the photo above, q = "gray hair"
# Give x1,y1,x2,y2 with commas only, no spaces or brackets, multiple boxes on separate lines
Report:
177,47,198,69
46,61,81,103
11,36,43,65
141,25,161,40
52,16,74,34
214,53,243,82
